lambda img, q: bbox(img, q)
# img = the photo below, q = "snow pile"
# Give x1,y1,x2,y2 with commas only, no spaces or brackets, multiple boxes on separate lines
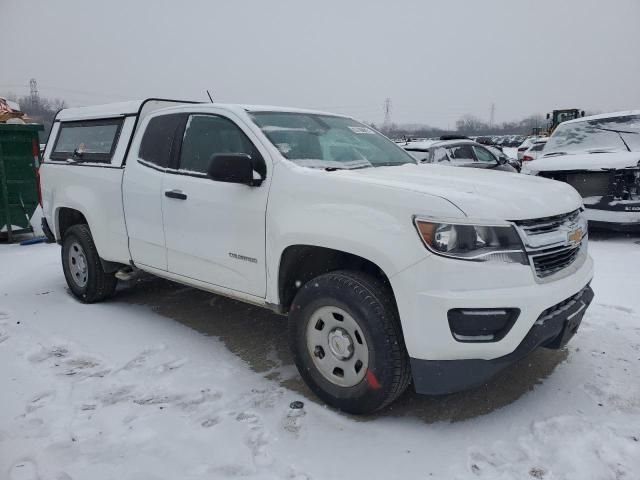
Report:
1,236,639,479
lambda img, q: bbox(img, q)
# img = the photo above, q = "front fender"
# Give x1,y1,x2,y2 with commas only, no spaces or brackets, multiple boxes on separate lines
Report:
264,163,465,304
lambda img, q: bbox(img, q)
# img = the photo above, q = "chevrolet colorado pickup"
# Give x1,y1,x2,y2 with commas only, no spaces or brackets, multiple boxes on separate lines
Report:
40,99,594,414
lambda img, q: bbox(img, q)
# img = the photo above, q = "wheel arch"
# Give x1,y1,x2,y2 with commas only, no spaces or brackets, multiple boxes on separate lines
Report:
276,244,398,315
56,206,89,242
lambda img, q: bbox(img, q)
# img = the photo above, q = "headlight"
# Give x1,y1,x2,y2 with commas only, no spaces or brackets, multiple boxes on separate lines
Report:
414,218,528,264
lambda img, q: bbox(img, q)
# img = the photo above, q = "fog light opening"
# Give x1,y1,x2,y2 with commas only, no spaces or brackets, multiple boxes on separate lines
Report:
447,308,520,343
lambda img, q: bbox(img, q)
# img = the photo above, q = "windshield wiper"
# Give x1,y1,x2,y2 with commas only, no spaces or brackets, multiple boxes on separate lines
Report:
325,164,372,171
543,152,568,157
592,126,637,152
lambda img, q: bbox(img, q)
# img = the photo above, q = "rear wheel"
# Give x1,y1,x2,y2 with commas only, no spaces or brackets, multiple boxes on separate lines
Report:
61,224,117,303
289,270,411,414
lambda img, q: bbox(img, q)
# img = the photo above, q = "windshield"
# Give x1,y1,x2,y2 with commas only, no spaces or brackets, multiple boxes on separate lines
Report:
545,114,640,155
250,112,416,168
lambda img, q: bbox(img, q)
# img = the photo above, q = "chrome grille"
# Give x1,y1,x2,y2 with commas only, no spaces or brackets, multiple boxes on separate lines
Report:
531,244,582,278
517,210,580,236
514,209,587,281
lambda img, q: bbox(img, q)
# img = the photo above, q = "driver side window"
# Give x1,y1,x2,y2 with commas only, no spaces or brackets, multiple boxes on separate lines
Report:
473,146,496,163
179,114,257,174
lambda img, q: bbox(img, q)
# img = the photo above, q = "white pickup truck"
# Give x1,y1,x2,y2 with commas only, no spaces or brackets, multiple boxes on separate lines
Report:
40,99,594,414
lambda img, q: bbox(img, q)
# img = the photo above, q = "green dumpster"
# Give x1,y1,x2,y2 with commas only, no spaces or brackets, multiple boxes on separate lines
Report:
0,123,44,242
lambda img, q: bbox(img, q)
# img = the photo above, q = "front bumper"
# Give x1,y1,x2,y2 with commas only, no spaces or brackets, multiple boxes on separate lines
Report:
585,206,640,231
389,246,594,394
410,284,593,394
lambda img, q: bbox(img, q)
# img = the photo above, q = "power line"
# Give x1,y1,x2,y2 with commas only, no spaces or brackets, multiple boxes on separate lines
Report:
29,78,39,108
383,98,392,126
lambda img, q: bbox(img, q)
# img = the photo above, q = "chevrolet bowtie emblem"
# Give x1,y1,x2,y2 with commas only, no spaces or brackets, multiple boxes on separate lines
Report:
568,228,583,244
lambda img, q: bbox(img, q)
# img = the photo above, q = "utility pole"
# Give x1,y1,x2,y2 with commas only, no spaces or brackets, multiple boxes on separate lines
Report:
383,98,392,128
29,78,39,109
489,103,495,128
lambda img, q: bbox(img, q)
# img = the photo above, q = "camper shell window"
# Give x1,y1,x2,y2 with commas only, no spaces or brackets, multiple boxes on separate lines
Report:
51,118,124,163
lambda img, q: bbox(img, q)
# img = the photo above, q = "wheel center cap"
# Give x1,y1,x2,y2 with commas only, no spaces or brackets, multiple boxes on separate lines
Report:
77,255,86,272
327,328,354,360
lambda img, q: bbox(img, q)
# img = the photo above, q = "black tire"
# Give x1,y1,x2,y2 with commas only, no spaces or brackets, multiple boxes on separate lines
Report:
289,270,411,414
61,224,117,303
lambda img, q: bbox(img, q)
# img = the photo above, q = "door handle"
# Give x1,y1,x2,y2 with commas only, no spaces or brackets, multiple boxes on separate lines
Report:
164,189,187,200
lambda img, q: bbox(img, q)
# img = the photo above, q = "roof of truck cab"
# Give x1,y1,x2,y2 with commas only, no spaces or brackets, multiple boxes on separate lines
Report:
155,103,349,118
241,104,348,117
563,109,640,125
56,100,352,123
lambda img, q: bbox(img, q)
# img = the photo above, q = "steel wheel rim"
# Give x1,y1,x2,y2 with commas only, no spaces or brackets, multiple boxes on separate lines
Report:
68,241,88,288
306,305,369,387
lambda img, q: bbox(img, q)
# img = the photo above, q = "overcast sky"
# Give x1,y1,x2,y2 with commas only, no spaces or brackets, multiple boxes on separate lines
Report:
1,0,639,127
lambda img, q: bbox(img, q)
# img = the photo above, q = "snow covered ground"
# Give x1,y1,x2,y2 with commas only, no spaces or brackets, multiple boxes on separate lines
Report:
1,234,639,479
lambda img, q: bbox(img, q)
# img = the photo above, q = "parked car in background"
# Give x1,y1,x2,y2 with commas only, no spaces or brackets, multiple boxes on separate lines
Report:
517,137,546,161
522,138,548,162
40,99,593,414
523,110,640,231
402,138,517,172
511,136,526,147
476,136,493,145
486,145,522,172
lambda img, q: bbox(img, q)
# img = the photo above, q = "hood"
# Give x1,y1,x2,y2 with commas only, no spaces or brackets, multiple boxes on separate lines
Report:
336,163,582,221
529,151,640,172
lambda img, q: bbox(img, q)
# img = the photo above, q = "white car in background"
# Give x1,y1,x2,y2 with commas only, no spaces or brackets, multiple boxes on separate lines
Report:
401,137,518,172
517,137,546,161
521,138,548,163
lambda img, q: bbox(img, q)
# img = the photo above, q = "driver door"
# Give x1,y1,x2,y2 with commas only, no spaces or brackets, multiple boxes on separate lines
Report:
473,145,510,170
161,113,270,297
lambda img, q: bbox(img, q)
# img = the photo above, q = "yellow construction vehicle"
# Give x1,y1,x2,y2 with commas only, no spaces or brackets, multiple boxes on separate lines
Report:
546,109,585,134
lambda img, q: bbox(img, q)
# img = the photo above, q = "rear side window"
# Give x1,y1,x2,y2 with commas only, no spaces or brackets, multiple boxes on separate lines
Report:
447,145,475,160
531,143,545,152
139,114,186,168
51,119,123,163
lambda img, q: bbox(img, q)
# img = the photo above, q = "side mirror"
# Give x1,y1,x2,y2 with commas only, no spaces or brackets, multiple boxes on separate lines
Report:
497,155,508,165
207,153,264,186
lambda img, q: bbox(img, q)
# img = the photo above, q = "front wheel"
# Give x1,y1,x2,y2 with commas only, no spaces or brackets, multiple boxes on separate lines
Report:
61,224,117,303
289,270,411,414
